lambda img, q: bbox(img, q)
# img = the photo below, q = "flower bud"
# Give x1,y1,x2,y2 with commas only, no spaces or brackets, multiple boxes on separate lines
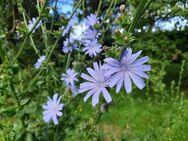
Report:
120,4,125,12
124,36,128,41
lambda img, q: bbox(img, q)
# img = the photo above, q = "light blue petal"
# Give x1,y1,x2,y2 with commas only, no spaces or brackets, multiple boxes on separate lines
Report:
84,88,96,102
92,89,101,107
124,73,132,93
43,113,52,123
128,72,145,89
52,115,58,125
87,68,98,80
128,50,142,65
104,58,120,66
102,88,112,103
104,68,120,77
109,72,122,87
116,75,124,93
57,111,63,116
131,65,151,71
58,104,64,110
81,73,96,82
53,94,58,103
132,71,149,79
131,56,149,66
79,82,94,93
121,48,132,64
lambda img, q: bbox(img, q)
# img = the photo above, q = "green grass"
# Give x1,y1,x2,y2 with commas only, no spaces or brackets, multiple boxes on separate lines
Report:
97,92,188,141
78,89,188,141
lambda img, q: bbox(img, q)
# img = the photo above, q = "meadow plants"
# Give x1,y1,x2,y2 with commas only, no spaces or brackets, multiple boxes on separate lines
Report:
0,0,156,140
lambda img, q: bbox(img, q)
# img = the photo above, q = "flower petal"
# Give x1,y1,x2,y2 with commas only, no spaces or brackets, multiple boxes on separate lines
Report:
109,72,122,87
130,65,151,72
128,72,145,89
124,73,132,93
132,71,149,79
83,88,96,102
104,58,120,67
128,50,142,65
52,115,58,125
102,88,112,103
116,75,124,93
131,56,149,66
92,89,101,107
81,73,95,82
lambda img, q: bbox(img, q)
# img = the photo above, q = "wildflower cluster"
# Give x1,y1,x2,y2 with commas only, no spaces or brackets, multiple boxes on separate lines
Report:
32,14,150,125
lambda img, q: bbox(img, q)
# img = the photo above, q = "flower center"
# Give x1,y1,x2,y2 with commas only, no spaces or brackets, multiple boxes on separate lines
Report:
120,64,129,71
95,80,107,88
50,104,59,114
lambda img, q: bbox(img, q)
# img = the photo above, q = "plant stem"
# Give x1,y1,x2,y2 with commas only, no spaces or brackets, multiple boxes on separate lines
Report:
0,44,5,62
23,0,82,94
12,36,28,64
96,0,102,16
53,124,59,141
95,113,103,125
128,0,148,33
23,70,43,94
176,60,185,95
12,0,47,64
37,0,48,49
65,53,71,70
120,0,150,54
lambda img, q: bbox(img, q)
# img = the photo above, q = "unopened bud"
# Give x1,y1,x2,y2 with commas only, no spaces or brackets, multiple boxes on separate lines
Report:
124,36,128,41
100,103,108,113
120,4,125,12
39,0,45,5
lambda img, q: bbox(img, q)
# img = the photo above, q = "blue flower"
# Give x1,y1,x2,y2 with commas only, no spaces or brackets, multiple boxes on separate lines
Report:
62,17,77,37
42,93,64,125
34,55,46,69
68,84,78,95
27,17,41,33
61,69,78,86
62,38,78,53
81,28,100,44
79,62,112,107
103,48,151,93
83,39,102,57
84,14,99,27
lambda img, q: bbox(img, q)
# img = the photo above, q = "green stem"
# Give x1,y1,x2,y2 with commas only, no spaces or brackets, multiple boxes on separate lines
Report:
23,70,43,94
65,53,71,70
96,0,102,16
53,124,59,141
12,36,28,64
12,0,47,64
9,80,26,128
22,0,82,94
0,45,5,62
176,60,185,95
23,12,40,55
29,36,40,56
50,0,59,31
120,0,150,54
46,0,82,62
95,113,103,125
128,0,148,33
28,0,47,35
100,0,116,26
